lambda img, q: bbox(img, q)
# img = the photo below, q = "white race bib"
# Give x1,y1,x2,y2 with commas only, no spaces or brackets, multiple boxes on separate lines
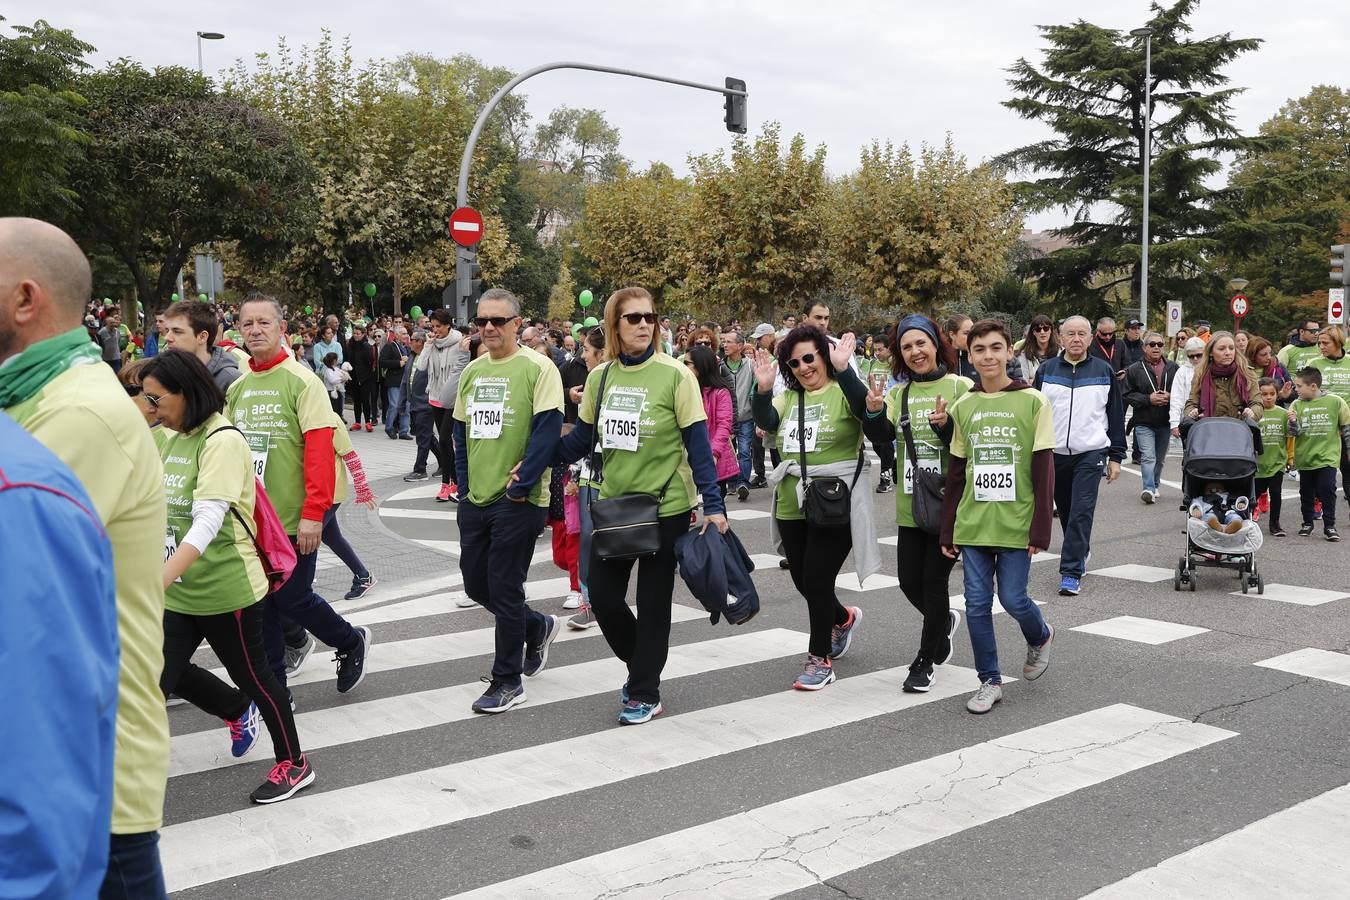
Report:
468,382,506,440
164,527,183,583
903,444,941,496
600,392,643,452
243,431,270,480
781,405,821,454
972,444,1017,502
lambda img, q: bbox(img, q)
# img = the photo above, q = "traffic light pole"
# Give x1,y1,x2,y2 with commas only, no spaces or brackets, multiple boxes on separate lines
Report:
451,61,747,321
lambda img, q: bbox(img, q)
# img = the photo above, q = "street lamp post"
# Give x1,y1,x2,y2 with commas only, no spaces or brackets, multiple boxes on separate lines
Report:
196,30,224,76
1131,25,1154,328
193,31,225,303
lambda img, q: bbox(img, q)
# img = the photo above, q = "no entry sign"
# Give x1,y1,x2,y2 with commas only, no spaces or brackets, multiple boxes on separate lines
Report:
448,207,484,247
1330,288,1346,325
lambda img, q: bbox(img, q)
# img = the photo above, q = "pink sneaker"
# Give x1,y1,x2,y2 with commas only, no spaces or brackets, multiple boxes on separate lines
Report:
364,423,373,432
436,483,455,503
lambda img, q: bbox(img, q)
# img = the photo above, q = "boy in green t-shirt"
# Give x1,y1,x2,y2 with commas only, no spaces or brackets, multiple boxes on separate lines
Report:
1287,367,1350,541
939,320,1056,715
1253,377,1290,537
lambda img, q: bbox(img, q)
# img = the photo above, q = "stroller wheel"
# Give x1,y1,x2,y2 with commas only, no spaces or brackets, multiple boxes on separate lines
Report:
1256,574,1265,595
1173,570,1182,591
1241,577,1249,594
1188,575,1197,592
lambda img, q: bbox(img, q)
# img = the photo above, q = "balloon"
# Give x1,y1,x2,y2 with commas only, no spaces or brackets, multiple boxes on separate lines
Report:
409,305,424,320
104,298,115,306
136,301,143,310
199,293,208,302
571,323,583,338
364,282,377,298
304,305,313,315
583,315,598,327
578,289,594,307
170,293,179,302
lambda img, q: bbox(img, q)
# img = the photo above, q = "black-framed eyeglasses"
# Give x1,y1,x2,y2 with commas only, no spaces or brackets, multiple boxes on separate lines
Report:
787,352,817,369
621,312,658,326
473,315,517,328
1145,341,1165,347
142,391,163,408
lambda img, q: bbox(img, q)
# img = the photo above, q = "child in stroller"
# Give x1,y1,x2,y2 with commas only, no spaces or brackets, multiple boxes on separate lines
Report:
1189,482,1251,534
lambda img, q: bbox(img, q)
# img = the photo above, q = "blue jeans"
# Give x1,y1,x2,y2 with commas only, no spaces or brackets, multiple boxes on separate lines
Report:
99,831,167,899
384,384,409,436
961,546,1050,685
733,419,754,487
1053,448,1107,578
457,497,549,685
1134,423,1171,493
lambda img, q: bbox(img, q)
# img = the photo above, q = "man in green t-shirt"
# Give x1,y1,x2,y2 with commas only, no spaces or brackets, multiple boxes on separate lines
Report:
1278,319,1322,375
227,294,372,694
453,288,565,714
939,319,1056,715
1287,366,1350,540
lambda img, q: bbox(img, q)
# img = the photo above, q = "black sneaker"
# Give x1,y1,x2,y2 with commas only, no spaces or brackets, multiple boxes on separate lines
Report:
737,484,750,502
523,615,559,677
335,625,373,693
402,470,429,482
249,755,315,804
471,677,526,714
876,471,894,493
749,476,768,489
1269,523,1287,538
344,574,377,601
935,609,961,665
1326,527,1341,542
902,656,934,693
1299,523,1314,536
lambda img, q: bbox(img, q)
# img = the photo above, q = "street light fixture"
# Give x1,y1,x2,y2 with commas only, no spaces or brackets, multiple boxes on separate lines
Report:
1229,277,1249,293
196,31,225,75
1131,25,1154,328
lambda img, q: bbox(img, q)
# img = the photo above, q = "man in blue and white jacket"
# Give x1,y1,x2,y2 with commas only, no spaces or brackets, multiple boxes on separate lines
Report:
1033,315,1126,597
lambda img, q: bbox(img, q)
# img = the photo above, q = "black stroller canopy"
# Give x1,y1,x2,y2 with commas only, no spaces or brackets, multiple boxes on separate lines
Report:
1183,417,1258,481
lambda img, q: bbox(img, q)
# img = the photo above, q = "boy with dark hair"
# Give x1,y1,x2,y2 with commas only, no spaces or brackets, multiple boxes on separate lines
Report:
1253,377,1290,537
1288,366,1350,541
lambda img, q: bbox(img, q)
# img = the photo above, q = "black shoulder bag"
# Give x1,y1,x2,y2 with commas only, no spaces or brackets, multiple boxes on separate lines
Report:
900,382,945,535
587,362,670,559
796,389,861,528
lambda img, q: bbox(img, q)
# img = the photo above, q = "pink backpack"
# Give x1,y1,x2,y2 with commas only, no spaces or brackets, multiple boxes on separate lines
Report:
208,427,298,592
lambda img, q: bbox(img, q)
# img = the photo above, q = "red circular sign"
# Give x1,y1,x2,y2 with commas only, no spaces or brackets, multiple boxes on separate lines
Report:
448,207,484,247
1333,299,1344,321
1230,294,1248,317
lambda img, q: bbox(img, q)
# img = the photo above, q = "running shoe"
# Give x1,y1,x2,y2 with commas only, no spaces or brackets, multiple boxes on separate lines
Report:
1269,523,1286,538
567,605,597,630
402,470,429,482
335,625,373,693
364,423,373,432
348,423,361,432
619,682,629,704
966,680,1003,714
1058,575,1081,596
936,609,961,666
1023,624,1053,681
1141,489,1154,504
398,433,413,441
829,606,862,659
344,574,377,600
523,615,559,677
562,591,583,610
249,755,315,804
456,595,478,608
1299,523,1314,536
471,677,525,714
436,483,454,502
283,633,316,676
876,471,894,493
737,484,750,502
1326,527,1341,542
793,654,835,691
618,699,663,725
902,656,933,693
226,702,260,758
749,475,768,489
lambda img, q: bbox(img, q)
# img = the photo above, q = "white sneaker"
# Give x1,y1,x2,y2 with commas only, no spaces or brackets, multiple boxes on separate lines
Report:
456,595,477,608
1141,489,1155,504
562,591,583,610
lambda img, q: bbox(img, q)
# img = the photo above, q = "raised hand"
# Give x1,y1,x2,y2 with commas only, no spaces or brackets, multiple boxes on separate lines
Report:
865,378,886,413
929,393,948,429
829,333,855,373
752,348,778,392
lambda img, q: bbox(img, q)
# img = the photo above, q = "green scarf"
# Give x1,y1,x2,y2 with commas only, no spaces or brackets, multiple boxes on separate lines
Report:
0,327,104,409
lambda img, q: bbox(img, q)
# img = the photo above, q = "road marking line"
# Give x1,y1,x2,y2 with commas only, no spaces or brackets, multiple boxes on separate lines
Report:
346,577,577,627
379,506,456,520
726,508,770,520
1089,564,1175,583
1230,584,1349,606
1083,782,1350,897
837,572,899,591
1254,647,1350,686
457,704,1234,899
1072,615,1210,645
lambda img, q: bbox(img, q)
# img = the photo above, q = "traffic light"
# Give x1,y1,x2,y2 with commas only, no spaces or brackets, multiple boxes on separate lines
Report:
1332,244,1350,286
724,77,747,134
453,248,483,323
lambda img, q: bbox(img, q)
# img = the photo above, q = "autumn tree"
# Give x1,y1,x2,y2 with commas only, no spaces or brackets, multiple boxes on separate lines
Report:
545,253,576,322
679,124,831,322
578,162,688,303
829,139,1020,318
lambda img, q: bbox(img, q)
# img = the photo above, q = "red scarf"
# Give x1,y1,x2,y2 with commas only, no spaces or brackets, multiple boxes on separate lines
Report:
1199,360,1249,414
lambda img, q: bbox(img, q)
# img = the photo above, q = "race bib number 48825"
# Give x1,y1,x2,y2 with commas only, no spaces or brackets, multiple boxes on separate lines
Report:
971,444,1016,502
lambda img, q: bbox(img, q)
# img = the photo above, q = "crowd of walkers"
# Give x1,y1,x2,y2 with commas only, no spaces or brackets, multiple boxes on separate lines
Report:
9,212,1350,897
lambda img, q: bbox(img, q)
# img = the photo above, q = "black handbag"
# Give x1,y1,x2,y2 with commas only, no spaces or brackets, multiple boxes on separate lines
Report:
795,390,862,529
900,382,946,535
586,362,668,560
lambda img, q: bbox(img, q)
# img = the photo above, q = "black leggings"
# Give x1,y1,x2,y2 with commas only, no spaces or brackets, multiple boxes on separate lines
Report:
1254,471,1284,529
896,525,957,661
586,513,689,704
433,406,457,484
777,517,852,658
161,602,303,764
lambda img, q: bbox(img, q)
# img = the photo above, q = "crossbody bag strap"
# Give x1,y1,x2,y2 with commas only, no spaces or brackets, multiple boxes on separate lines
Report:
588,362,613,486
899,381,923,471
797,389,808,486
204,424,263,552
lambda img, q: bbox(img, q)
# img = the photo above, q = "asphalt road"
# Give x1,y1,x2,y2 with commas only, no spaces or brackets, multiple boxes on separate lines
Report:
164,441,1350,899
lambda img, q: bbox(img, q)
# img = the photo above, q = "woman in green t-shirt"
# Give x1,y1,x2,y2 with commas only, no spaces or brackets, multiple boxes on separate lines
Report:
751,325,870,692
862,315,973,694
1312,325,1350,498
142,350,314,805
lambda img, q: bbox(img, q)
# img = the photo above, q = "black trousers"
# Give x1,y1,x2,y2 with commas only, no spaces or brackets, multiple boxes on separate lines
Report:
1254,471,1284,529
433,405,457,484
329,394,344,419
351,379,378,424
750,430,780,479
161,603,304,764
411,408,443,475
777,517,852,659
1299,467,1337,527
896,525,957,662
587,513,689,704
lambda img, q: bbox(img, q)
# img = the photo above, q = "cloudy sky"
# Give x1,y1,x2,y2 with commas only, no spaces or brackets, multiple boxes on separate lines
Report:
22,1,1343,229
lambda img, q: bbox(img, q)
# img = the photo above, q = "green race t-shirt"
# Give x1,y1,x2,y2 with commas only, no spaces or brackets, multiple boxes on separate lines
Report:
771,380,863,521
225,355,336,534
1291,395,1350,470
948,387,1057,550
161,412,269,615
884,373,974,527
454,347,564,507
579,354,705,517
1256,406,1290,478
1279,343,1323,377
1310,354,1350,405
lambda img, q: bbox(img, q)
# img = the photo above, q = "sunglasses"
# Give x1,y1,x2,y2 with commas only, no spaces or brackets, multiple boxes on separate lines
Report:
622,312,658,326
124,383,143,398
787,352,817,369
1187,353,1204,360
1097,331,1115,339
1145,341,1165,347
694,340,713,347
1032,325,1051,333
473,315,517,328
142,391,163,408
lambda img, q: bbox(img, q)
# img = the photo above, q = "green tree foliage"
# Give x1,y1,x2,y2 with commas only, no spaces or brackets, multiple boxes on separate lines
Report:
578,163,689,304
0,18,93,216
998,0,1270,327
69,61,312,312
680,124,831,322
521,105,626,234
829,139,1021,318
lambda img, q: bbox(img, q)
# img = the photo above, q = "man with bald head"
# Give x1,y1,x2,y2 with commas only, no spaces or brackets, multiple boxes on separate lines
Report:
0,218,171,896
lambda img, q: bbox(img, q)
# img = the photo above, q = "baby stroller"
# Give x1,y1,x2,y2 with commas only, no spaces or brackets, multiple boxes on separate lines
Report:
1174,416,1265,594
